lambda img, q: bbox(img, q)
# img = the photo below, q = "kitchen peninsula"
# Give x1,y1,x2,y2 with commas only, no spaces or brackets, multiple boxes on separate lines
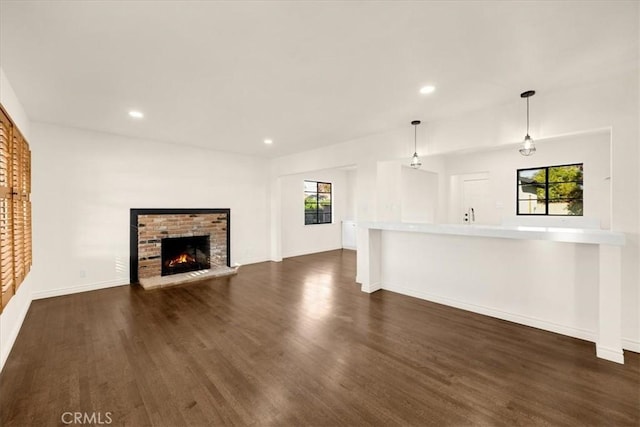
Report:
356,222,626,364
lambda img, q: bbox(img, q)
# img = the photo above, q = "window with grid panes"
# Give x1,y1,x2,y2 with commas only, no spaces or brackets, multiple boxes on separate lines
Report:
304,181,332,225
517,164,583,216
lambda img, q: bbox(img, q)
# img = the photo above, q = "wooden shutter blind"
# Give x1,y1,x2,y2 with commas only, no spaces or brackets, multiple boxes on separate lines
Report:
0,105,32,312
0,109,14,309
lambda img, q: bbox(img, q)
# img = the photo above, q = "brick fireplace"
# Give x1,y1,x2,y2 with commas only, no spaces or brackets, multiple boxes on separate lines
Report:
130,209,234,289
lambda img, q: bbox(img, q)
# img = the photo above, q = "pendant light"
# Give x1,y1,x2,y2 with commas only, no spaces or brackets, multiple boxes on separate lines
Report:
410,120,422,168
519,90,536,156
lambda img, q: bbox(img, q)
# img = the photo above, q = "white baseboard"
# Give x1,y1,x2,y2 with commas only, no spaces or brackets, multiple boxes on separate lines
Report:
282,245,343,259
234,256,271,266
362,282,382,293
32,279,130,300
0,292,32,372
622,338,640,353
383,283,597,343
596,345,625,364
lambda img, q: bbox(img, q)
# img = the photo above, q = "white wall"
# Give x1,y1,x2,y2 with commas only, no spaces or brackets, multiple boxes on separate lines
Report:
280,169,348,258
29,122,271,299
270,126,448,225
271,124,438,220
376,161,441,223
444,131,611,228
344,169,357,220
0,68,34,371
400,166,438,223
376,161,403,222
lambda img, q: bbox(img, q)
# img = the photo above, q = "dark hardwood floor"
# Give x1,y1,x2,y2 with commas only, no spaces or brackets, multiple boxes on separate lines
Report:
1,249,638,426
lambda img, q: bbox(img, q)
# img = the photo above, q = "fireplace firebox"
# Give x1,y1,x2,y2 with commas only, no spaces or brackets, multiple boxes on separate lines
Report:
161,235,211,276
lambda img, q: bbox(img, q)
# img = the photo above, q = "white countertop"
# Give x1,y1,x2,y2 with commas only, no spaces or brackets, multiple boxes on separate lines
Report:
359,221,625,246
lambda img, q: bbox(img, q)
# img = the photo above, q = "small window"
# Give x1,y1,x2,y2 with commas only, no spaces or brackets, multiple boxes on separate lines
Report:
517,163,583,216
304,181,332,225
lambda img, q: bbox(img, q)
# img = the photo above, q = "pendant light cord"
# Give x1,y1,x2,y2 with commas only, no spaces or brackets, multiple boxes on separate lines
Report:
526,97,530,135
414,124,417,152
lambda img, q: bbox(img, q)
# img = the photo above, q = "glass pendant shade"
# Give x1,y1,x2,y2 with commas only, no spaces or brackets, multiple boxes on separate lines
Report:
410,152,422,168
519,134,536,156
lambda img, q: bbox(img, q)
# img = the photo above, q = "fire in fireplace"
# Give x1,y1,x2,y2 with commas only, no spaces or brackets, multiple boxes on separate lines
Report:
161,235,211,276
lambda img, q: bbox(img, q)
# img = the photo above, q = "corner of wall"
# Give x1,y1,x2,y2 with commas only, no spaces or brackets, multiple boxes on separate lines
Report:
0,68,30,137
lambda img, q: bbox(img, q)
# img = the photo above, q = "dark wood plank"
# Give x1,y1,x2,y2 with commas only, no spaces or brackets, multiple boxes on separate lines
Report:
1,249,638,426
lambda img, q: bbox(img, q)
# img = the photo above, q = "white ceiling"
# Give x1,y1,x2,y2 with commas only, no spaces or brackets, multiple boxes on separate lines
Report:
0,1,637,157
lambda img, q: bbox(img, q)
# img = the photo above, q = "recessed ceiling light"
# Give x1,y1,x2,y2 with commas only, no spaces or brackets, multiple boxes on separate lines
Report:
419,85,436,95
128,110,144,119
264,139,273,145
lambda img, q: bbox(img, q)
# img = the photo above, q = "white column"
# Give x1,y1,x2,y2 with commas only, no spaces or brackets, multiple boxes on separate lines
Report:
597,244,624,363
269,177,282,262
356,227,382,293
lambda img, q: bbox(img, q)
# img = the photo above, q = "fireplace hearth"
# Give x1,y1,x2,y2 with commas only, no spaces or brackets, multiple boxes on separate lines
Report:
161,235,210,276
